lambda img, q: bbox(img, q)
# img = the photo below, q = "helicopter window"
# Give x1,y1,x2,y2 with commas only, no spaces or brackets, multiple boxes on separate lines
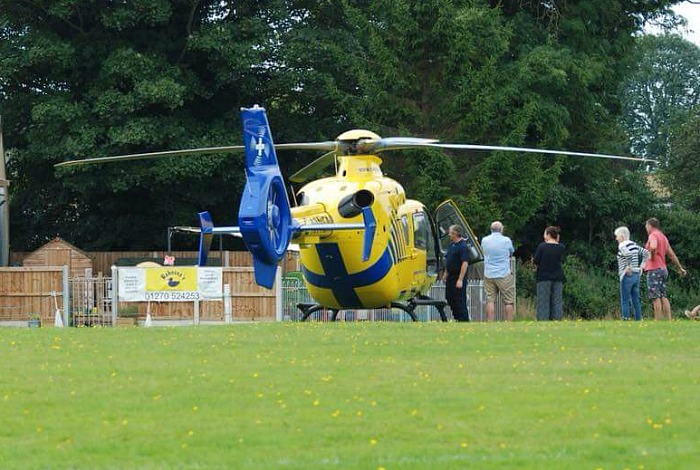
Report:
297,192,309,206
401,215,409,246
425,212,439,275
413,212,427,250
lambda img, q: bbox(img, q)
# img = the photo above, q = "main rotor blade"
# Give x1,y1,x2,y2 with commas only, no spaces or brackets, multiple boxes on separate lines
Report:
424,143,648,162
274,142,338,152
54,145,245,168
368,137,439,153
289,150,337,183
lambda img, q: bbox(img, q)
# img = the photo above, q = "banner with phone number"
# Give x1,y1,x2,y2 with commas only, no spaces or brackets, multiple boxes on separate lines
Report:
118,267,223,302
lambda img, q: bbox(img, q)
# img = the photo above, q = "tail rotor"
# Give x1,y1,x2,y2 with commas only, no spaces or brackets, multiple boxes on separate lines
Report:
237,106,293,288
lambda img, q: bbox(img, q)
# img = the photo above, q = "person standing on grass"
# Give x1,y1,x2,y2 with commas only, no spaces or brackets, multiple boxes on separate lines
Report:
442,224,470,322
614,226,649,321
643,218,687,320
481,221,515,321
533,226,566,321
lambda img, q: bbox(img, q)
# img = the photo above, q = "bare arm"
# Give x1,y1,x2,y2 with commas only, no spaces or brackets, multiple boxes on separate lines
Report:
667,245,687,277
640,247,650,271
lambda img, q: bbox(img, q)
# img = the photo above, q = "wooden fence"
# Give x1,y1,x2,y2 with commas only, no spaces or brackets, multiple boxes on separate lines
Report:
0,267,66,325
0,265,277,326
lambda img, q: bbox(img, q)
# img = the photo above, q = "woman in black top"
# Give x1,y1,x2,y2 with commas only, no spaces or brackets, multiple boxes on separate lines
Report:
533,226,566,321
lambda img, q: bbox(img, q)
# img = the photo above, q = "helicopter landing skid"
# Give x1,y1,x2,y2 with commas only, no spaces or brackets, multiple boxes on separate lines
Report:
296,296,448,322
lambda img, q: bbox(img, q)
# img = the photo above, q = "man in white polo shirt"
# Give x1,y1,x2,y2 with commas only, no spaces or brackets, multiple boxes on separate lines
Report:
480,221,515,321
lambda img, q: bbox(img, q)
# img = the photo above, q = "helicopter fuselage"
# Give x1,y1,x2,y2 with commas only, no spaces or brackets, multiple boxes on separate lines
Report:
292,155,439,309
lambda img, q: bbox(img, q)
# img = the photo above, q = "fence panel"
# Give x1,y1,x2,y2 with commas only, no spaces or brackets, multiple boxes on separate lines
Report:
0,267,64,326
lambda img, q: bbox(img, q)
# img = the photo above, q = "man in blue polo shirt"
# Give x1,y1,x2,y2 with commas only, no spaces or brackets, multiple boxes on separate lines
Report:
441,224,470,321
481,221,515,321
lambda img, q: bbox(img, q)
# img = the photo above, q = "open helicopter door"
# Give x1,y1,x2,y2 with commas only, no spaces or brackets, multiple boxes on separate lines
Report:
434,200,483,262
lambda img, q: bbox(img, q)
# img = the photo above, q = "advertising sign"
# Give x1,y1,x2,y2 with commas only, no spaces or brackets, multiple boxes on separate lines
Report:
118,267,223,302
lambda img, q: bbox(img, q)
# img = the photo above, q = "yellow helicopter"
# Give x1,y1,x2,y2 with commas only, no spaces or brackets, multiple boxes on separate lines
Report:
57,105,645,321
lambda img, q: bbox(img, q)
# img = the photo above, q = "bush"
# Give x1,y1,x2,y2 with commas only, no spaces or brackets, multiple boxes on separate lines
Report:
561,256,620,319
119,305,140,317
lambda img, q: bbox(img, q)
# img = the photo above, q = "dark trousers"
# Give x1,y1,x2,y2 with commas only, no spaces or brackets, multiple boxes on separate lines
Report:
446,275,469,321
536,281,563,321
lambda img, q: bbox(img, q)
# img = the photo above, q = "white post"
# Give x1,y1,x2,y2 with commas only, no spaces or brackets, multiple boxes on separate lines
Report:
144,300,153,327
479,280,484,322
275,266,283,321
111,265,118,326
224,284,232,324
62,265,70,327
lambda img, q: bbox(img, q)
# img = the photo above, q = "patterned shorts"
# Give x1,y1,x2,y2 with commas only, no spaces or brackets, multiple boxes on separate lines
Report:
646,268,668,299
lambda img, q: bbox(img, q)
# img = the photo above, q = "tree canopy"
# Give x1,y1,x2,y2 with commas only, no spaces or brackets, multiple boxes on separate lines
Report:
619,34,700,164
0,0,686,261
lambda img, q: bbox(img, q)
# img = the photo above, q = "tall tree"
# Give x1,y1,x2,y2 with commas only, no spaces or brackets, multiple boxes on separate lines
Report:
665,108,700,209
619,34,700,163
0,0,284,250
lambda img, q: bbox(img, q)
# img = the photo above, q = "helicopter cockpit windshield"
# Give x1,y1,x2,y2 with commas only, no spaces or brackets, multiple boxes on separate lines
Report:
434,200,483,263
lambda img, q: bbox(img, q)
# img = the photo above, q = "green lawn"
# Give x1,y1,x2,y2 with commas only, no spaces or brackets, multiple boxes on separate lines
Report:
1,321,698,469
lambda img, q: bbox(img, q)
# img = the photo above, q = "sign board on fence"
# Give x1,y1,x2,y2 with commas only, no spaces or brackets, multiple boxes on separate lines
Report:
118,267,223,302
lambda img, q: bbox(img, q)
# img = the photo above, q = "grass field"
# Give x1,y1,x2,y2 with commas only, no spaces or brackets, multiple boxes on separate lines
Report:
1,321,698,469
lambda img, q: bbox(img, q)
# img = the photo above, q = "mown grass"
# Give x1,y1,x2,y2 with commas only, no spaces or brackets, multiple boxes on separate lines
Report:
1,321,698,469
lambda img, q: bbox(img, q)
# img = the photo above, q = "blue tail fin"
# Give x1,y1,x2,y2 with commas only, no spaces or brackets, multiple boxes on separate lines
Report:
252,258,278,289
237,106,293,288
198,211,214,266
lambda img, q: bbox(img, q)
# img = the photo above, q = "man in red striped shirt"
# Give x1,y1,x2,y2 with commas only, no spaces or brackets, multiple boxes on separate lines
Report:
644,218,687,320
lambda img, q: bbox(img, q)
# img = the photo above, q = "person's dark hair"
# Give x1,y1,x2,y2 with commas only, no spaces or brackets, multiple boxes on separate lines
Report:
545,226,561,241
645,217,660,229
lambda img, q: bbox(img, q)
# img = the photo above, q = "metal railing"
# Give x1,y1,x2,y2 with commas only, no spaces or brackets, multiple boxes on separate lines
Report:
281,278,510,322
70,276,114,326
